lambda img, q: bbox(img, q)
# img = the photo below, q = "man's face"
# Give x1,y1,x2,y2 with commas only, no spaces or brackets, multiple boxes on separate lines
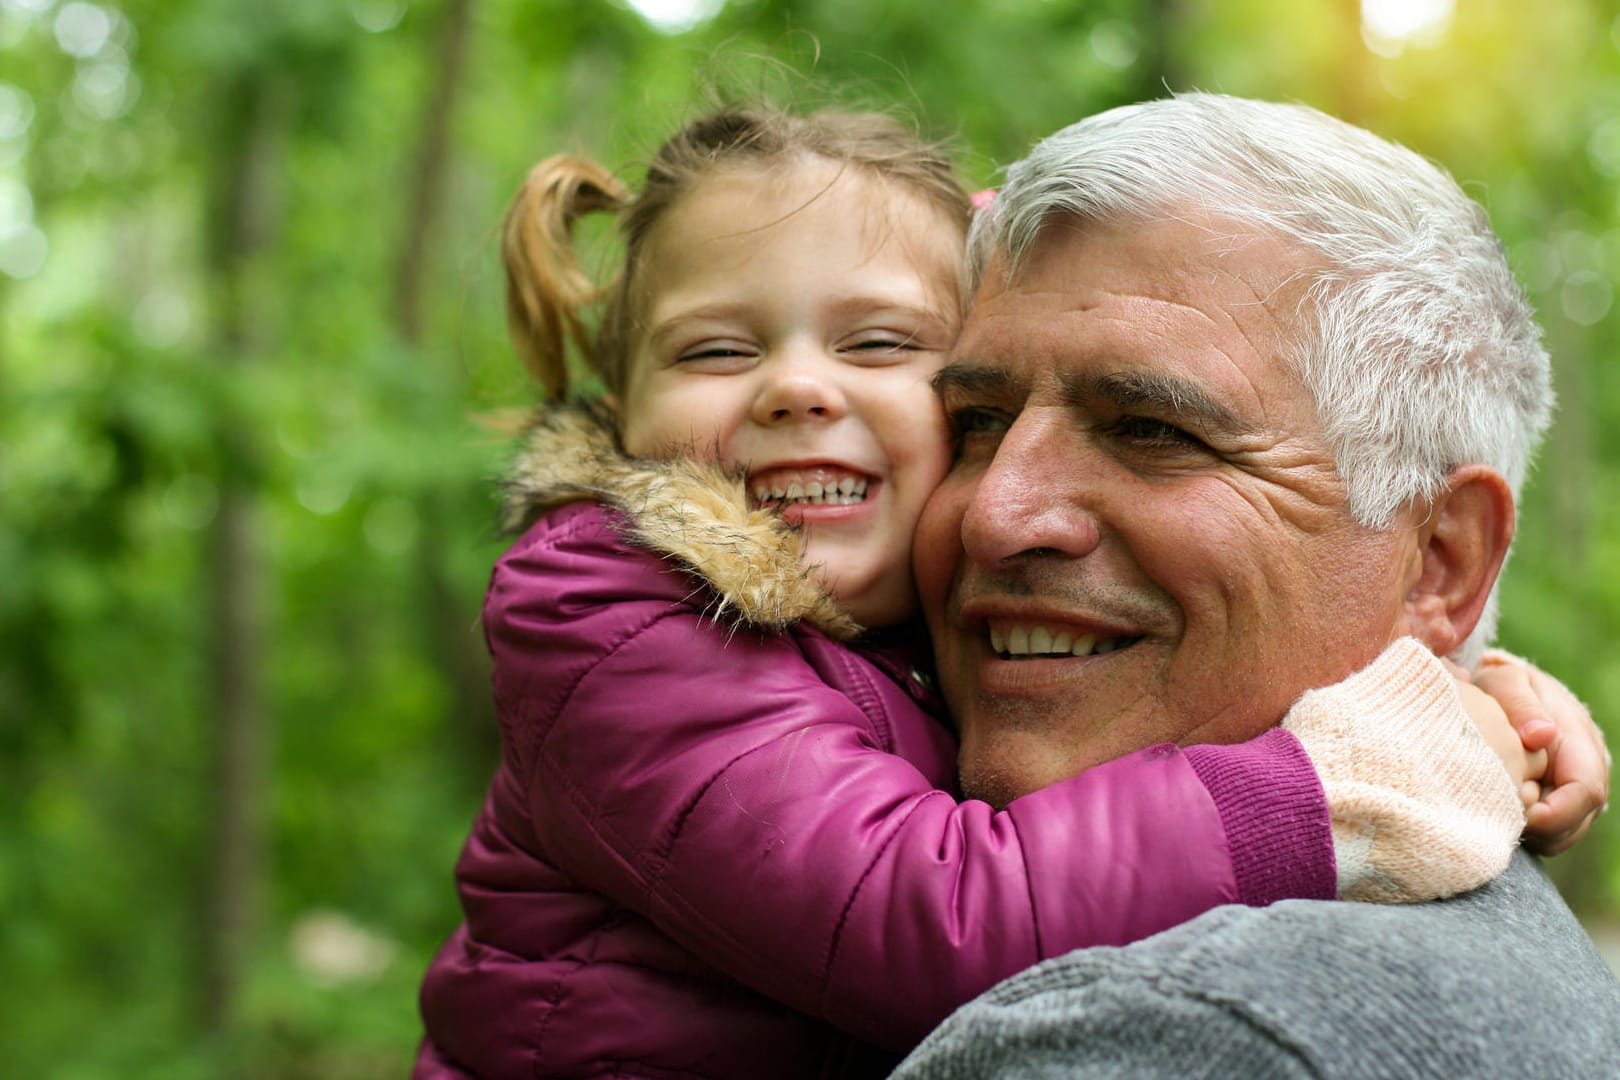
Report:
915,215,1428,806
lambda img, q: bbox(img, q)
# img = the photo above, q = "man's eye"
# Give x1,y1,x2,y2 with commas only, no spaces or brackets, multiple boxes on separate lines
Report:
1108,416,1205,450
947,406,1011,440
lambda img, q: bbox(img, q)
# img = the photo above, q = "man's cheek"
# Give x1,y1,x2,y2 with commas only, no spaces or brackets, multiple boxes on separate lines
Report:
912,477,965,569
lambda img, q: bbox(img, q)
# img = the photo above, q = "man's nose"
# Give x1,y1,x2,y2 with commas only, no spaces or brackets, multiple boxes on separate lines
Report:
751,351,848,425
960,409,1102,565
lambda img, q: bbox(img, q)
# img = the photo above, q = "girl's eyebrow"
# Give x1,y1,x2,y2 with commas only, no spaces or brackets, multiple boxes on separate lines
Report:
647,302,749,326
649,294,951,345
823,292,953,322
643,304,749,345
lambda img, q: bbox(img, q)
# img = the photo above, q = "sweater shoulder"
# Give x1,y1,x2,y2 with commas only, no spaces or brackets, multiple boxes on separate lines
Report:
933,855,1620,1078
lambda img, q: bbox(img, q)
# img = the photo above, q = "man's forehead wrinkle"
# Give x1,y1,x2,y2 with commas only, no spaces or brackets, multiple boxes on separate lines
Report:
1149,255,1308,435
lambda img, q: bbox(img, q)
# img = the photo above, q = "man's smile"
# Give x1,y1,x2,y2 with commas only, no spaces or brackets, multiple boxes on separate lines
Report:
985,620,1144,659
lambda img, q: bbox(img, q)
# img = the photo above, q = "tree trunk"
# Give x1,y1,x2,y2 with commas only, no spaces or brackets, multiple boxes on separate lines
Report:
392,0,497,778
392,0,476,338
197,67,285,1046
1136,0,1184,95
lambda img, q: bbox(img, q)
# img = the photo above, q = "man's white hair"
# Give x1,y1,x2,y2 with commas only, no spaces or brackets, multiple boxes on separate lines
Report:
971,93,1553,663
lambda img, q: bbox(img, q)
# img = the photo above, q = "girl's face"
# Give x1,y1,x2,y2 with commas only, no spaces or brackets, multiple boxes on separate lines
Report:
620,162,964,627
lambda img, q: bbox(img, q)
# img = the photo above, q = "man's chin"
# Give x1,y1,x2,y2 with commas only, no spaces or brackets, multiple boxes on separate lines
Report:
958,766,1023,810
957,741,1101,808
952,689,1149,806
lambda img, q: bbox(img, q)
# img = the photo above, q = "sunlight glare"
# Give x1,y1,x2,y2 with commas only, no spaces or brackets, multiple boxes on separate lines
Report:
625,0,723,35
1362,0,1453,57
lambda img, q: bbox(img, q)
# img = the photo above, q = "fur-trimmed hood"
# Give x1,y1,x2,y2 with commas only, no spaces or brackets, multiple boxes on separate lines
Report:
502,403,861,640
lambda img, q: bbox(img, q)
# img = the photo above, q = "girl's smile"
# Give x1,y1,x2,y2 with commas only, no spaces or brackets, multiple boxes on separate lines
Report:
619,162,966,626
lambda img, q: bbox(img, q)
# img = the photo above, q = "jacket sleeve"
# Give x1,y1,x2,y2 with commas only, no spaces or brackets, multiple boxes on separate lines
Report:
489,515,1334,1050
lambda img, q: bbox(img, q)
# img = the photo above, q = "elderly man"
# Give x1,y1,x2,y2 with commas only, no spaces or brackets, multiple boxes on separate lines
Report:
897,95,1620,1076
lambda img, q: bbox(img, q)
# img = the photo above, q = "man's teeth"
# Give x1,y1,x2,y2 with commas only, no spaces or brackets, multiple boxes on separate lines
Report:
988,625,1135,658
752,476,868,506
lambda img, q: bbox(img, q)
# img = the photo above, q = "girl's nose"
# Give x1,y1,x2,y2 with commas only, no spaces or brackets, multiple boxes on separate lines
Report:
751,357,848,425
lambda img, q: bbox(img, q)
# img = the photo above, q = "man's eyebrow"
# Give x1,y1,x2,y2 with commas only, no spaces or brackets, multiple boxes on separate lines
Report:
1078,370,1256,438
931,362,1023,399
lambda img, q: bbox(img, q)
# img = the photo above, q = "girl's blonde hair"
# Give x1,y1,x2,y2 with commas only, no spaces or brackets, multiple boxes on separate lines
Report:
501,105,972,402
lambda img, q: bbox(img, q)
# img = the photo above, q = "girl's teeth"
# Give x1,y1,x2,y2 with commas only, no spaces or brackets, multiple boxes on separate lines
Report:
750,475,869,506
748,476,868,508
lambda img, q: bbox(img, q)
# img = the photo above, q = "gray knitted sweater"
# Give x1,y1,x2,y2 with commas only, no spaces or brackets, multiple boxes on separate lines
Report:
893,853,1620,1078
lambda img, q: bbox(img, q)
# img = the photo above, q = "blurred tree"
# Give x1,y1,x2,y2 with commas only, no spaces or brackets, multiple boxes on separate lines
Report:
197,60,283,1046
390,0,500,780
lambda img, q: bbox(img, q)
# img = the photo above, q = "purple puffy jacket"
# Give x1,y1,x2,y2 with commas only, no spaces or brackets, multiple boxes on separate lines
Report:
415,407,1334,1079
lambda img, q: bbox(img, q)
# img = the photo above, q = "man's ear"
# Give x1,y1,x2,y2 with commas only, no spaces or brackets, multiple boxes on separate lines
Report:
1402,464,1515,655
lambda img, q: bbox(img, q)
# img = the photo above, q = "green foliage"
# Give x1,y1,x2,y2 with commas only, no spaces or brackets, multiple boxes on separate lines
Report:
6,0,1620,1073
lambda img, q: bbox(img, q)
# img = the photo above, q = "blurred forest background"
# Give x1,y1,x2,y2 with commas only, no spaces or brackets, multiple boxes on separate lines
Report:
5,0,1620,1075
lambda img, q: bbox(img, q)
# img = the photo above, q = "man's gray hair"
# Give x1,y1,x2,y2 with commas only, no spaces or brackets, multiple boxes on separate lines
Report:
971,93,1553,660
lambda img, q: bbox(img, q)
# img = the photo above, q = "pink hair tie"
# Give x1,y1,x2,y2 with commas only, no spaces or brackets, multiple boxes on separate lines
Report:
970,188,997,210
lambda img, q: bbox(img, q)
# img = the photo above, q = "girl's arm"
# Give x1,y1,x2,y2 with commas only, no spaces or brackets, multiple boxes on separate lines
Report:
495,517,1515,1049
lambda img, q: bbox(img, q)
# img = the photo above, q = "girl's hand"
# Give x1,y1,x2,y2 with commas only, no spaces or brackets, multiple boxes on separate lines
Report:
1473,652,1611,856
1449,671,1547,812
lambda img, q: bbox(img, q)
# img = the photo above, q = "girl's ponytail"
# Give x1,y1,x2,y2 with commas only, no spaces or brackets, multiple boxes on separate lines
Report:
500,156,631,400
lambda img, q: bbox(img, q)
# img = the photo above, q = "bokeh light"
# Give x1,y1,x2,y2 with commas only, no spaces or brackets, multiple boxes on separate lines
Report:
1362,0,1454,56
54,1,113,58
0,223,46,278
624,0,723,35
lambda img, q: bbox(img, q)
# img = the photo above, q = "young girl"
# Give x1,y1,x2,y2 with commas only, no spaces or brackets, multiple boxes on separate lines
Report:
416,106,1551,1079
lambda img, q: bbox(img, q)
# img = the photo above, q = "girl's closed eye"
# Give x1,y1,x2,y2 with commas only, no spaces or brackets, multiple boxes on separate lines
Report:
837,329,926,361
676,341,759,370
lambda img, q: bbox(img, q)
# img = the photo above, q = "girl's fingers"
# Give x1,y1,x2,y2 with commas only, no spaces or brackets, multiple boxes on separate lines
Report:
1524,787,1604,857
1473,662,1556,749
1478,652,1609,856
